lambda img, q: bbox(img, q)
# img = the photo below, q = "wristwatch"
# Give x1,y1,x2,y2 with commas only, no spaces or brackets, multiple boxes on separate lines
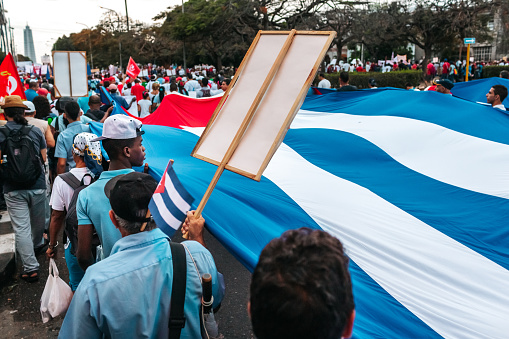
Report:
48,241,59,250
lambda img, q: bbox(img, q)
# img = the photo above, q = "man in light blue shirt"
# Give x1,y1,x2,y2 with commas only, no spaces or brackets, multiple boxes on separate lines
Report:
54,101,91,174
76,115,146,270
60,172,224,338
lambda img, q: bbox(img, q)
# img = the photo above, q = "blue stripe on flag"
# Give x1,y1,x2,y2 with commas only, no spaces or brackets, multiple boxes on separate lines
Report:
285,128,509,270
148,199,177,237
159,186,188,222
166,165,195,204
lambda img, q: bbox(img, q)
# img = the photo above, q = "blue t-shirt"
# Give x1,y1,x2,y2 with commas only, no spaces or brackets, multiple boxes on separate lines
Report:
110,93,129,109
59,228,224,339
24,89,38,102
77,169,134,258
54,121,91,169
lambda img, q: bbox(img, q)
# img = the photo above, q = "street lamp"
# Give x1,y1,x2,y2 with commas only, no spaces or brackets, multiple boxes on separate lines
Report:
182,0,186,70
76,22,94,69
100,6,122,70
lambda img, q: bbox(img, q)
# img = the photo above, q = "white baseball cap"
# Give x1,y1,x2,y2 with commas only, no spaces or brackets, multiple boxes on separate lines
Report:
23,101,36,113
91,115,144,141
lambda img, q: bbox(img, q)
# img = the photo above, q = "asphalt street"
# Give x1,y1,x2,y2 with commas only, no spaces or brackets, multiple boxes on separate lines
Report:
0,228,254,338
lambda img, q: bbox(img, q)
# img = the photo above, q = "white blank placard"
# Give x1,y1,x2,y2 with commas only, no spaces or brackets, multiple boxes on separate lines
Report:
194,34,288,165
193,31,334,180
53,51,88,97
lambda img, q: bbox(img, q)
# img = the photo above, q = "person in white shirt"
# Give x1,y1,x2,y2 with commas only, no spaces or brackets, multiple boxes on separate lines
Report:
184,75,201,92
46,132,103,291
317,73,331,88
138,92,152,118
486,85,507,111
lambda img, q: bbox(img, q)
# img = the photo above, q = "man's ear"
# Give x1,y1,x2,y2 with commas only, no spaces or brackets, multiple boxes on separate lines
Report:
109,210,120,229
123,146,130,158
341,309,355,339
247,301,251,318
63,112,67,120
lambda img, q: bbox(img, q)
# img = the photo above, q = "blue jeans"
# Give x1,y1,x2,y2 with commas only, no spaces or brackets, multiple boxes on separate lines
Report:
4,189,47,272
64,240,85,291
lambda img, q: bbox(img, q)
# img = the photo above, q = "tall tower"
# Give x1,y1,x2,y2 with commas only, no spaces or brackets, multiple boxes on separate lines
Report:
23,24,36,62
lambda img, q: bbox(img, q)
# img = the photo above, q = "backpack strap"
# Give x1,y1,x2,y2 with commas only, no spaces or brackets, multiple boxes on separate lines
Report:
168,241,187,339
59,172,82,190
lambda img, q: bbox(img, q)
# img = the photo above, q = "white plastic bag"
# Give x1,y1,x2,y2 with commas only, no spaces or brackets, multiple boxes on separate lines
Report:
40,258,73,323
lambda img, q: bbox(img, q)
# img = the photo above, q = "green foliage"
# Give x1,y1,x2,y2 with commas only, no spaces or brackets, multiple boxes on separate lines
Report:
482,66,509,78
319,71,423,89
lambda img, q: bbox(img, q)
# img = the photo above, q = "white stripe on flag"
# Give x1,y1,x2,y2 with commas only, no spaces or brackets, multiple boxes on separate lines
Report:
164,172,192,212
153,194,182,229
292,111,509,199
264,143,509,339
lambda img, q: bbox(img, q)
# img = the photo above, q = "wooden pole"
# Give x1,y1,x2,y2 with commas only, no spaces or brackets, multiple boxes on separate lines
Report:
193,29,297,219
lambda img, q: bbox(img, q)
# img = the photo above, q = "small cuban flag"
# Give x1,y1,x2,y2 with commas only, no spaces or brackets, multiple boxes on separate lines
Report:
149,160,195,237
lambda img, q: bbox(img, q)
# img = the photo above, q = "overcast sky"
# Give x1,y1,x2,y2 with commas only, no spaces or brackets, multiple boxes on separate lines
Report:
4,0,182,63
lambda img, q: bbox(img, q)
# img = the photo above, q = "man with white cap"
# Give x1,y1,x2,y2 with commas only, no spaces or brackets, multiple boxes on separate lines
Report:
76,115,146,271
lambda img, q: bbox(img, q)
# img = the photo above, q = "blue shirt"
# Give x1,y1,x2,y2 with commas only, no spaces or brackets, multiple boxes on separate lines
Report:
54,121,91,169
24,88,37,102
111,93,129,109
51,114,93,132
77,169,134,258
59,228,225,339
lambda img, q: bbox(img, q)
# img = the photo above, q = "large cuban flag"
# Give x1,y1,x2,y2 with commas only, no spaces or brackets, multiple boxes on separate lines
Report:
91,87,509,338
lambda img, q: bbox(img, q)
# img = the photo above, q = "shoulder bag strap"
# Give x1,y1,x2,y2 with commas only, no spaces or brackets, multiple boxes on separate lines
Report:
168,241,187,339
59,172,82,190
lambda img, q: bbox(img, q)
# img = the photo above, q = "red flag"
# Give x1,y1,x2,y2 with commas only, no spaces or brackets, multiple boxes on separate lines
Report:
0,53,26,100
126,57,140,79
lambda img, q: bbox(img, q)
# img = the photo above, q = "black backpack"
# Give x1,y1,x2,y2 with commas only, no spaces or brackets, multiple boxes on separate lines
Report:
59,172,94,256
0,125,43,189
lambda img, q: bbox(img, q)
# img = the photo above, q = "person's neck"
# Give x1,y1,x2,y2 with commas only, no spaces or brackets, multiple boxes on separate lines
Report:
24,114,36,119
68,118,79,124
108,158,132,171
492,100,502,107
340,82,348,87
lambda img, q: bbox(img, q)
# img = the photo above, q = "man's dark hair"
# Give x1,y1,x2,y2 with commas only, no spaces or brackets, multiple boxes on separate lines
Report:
492,85,508,102
250,228,354,339
201,78,208,87
33,96,51,119
339,71,349,84
319,73,325,78
134,78,140,84
89,95,101,105
500,70,509,79
29,81,38,89
4,107,28,125
102,138,136,160
64,101,80,121
223,78,231,86
405,82,413,87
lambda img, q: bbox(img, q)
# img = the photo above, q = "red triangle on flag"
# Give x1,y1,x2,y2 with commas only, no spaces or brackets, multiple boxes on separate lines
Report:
0,53,26,100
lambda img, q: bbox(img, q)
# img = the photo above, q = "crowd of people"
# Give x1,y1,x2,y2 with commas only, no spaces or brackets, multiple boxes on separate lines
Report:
1,53,508,337
0,61,358,338
316,69,508,111
323,57,508,83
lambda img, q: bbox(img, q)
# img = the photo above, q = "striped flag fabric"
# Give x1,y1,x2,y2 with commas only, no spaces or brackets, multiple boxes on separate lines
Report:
90,86,509,338
148,160,195,237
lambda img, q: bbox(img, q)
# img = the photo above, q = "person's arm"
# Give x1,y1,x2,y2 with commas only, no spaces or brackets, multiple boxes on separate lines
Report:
56,157,66,175
126,97,136,110
45,127,55,148
59,284,102,338
99,106,114,124
138,103,141,112
77,224,95,271
46,209,65,258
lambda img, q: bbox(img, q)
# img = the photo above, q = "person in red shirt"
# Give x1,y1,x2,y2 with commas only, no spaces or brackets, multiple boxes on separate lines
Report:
130,78,145,102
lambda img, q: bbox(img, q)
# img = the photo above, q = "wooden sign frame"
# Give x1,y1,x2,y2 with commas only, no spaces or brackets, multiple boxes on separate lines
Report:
190,30,335,216
52,51,88,98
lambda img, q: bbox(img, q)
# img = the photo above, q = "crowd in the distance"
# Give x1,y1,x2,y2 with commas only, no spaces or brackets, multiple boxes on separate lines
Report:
0,61,356,338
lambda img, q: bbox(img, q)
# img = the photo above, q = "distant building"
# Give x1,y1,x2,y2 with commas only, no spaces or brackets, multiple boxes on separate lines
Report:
23,24,36,63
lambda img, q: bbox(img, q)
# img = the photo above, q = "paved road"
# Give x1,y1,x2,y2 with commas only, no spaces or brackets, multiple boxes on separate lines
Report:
0,228,254,338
